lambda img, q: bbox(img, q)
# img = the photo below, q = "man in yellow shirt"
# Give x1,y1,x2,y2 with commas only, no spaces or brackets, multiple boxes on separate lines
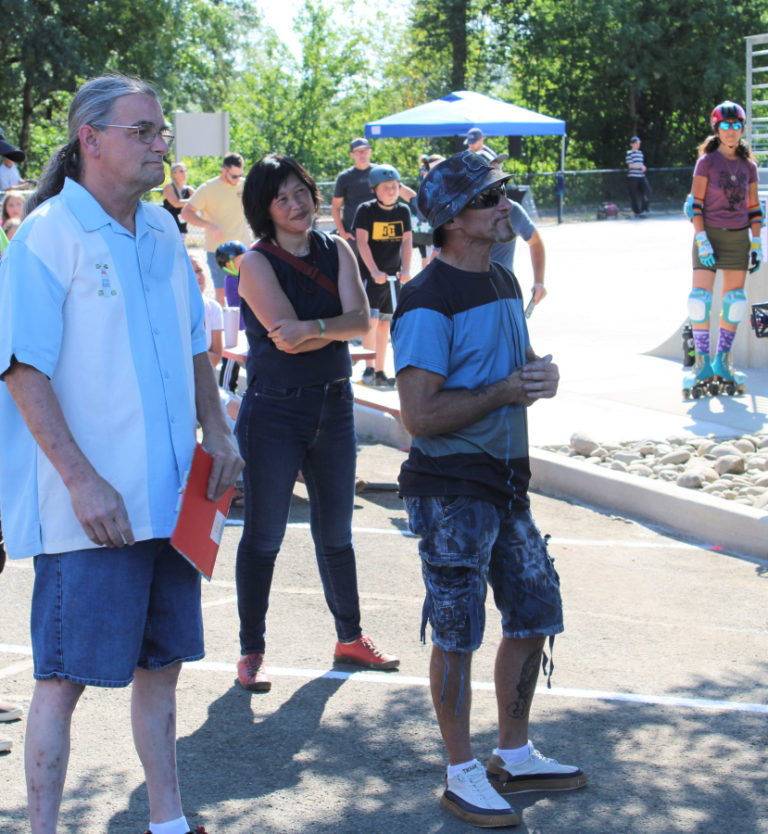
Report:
181,152,252,304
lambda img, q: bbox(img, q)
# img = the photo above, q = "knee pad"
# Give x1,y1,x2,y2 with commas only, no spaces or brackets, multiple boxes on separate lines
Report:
722,289,747,325
687,288,712,324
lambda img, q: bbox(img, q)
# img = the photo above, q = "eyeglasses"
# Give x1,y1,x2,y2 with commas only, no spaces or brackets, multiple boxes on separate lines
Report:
464,184,507,210
718,121,743,131
93,122,174,145
226,169,243,179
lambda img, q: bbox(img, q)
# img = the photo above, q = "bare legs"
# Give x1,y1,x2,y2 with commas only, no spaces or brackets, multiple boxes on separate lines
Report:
362,317,391,375
132,663,184,824
26,679,84,834
495,636,545,749
25,663,184,832
430,647,473,765
429,636,545,764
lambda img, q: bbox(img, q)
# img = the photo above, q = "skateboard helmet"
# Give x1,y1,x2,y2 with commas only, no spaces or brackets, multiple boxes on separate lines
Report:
418,150,510,231
215,240,247,270
710,101,745,127
369,164,401,188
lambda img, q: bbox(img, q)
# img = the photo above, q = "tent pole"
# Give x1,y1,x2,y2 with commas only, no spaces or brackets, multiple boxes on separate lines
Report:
558,134,565,225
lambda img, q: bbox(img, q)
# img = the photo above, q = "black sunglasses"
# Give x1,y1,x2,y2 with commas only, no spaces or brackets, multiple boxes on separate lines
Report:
464,183,507,210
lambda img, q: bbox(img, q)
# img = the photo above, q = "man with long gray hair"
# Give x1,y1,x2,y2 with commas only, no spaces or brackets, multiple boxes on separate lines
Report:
0,74,242,834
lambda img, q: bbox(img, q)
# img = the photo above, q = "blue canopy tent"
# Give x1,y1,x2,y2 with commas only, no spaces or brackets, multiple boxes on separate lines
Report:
365,90,565,139
365,90,567,219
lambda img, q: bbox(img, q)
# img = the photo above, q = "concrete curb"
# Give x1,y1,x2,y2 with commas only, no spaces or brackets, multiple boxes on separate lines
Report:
529,447,768,561
353,408,768,561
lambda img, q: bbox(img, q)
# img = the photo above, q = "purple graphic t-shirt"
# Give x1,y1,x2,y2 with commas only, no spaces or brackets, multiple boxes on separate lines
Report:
694,151,757,229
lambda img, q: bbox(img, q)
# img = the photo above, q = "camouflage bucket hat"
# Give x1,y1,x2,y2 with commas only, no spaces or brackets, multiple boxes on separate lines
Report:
417,150,510,231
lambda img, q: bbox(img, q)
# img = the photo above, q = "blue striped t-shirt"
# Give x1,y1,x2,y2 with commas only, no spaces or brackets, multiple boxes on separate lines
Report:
391,258,531,509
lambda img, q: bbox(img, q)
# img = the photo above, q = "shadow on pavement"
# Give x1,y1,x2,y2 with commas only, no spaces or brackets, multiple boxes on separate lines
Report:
92,664,768,834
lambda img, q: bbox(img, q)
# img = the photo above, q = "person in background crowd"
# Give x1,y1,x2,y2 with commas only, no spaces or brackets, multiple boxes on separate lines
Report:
1,191,24,224
418,153,430,184
332,137,415,255
181,152,252,306
353,164,412,389
0,126,29,190
463,127,498,165
163,162,196,238
3,217,20,240
191,253,224,369
625,135,651,217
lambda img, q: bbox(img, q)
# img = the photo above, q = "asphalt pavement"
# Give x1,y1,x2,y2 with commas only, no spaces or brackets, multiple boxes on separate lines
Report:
1,214,767,833
1,440,766,833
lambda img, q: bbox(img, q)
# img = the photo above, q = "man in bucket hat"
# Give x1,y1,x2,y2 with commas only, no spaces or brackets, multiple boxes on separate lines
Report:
391,151,586,828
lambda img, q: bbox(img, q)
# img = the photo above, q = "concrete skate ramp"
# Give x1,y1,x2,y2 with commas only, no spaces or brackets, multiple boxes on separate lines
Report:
646,259,768,369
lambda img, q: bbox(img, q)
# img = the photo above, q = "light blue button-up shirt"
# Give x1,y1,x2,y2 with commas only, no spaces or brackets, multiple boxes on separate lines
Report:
0,178,206,558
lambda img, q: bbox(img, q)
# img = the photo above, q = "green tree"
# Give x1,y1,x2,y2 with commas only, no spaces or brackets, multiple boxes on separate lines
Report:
225,0,400,181
510,0,768,168
0,0,256,175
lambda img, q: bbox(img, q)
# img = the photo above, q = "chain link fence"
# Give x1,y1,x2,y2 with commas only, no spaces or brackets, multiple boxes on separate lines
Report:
520,166,693,223
143,166,695,246
318,167,694,225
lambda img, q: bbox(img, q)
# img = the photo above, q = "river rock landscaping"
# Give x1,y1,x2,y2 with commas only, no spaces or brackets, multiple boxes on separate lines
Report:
544,431,768,509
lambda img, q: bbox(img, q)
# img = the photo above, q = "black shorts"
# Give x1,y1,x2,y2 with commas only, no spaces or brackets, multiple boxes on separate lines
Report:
365,277,399,318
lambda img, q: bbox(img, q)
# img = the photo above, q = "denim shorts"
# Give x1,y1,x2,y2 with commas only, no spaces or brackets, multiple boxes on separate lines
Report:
31,539,204,687
404,495,563,653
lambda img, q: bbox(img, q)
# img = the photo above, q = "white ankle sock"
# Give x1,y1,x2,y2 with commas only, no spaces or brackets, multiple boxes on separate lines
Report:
148,816,189,834
495,742,531,765
447,759,476,778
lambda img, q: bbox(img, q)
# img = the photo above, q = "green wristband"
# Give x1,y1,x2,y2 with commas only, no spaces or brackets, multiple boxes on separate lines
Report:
316,318,326,336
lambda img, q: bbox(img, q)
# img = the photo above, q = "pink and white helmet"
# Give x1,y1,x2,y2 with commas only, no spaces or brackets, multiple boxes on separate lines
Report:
710,101,746,127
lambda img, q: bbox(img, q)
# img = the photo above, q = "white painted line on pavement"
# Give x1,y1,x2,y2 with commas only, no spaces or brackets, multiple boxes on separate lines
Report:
203,581,422,603
549,537,697,550
1,642,764,715
567,608,766,635
0,659,34,679
224,520,701,551
189,660,768,715
201,595,238,610
0,644,32,656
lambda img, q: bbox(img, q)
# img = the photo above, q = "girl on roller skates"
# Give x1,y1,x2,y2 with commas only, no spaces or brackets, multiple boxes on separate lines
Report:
684,101,762,398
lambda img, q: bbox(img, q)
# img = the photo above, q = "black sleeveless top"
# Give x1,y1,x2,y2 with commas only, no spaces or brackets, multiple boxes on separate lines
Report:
162,185,192,234
242,230,352,387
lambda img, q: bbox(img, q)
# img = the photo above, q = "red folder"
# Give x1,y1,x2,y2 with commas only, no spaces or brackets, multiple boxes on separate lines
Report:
171,444,235,581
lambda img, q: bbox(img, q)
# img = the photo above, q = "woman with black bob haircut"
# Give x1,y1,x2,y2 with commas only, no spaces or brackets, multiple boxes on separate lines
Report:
234,153,399,692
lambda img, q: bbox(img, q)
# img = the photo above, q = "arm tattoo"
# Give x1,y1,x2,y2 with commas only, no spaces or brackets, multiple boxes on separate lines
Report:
505,647,543,720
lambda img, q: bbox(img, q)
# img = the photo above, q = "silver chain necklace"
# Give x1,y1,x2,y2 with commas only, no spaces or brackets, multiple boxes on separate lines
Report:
723,153,740,182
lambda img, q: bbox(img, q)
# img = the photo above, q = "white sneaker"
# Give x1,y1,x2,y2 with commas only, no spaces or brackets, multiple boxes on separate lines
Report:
440,759,520,828
487,742,587,794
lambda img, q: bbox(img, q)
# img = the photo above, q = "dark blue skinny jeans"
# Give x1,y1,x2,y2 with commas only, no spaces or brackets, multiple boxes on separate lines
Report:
235,378,362,655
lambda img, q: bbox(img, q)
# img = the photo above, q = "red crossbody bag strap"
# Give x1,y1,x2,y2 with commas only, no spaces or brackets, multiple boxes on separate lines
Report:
252,239,340,301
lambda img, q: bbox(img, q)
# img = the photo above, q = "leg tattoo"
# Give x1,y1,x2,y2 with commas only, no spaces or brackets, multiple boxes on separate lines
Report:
505,646,543,721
